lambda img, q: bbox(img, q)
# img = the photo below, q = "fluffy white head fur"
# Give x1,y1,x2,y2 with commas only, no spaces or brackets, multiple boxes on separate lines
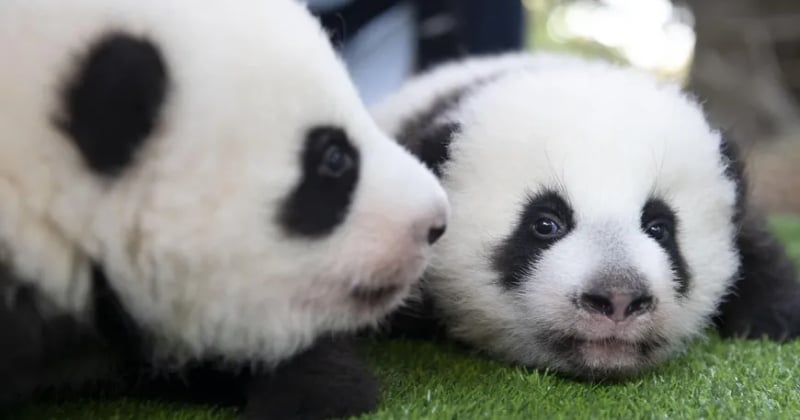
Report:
0,0,448,366
373,53,740,378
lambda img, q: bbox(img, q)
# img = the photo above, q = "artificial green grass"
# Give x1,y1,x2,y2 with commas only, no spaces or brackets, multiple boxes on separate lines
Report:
13,216,800,419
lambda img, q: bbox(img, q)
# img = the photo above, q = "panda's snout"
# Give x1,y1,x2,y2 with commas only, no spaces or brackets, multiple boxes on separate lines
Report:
413,202,448,246
577,270,656,323
578,290,655,323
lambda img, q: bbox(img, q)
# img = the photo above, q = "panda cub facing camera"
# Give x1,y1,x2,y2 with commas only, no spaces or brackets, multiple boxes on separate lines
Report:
373,52,800,379
0,0,448,418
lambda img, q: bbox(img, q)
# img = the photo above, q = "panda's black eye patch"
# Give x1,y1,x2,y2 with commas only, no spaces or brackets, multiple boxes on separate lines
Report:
279,126,360,238
492,190,575,289
641,199,689,296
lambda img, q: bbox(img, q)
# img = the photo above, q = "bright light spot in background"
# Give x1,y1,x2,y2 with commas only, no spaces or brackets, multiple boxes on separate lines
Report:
536,0,695,79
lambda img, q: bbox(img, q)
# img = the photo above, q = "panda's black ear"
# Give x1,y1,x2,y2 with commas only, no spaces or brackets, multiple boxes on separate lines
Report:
55,32,169,176
718,132,747,220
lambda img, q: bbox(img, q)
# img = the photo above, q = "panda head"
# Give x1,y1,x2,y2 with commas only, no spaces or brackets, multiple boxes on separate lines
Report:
383,55,742,379
0,0,448,365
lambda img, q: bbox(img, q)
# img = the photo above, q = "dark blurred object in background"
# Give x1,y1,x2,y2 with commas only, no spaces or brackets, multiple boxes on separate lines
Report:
305,0,525,104
682,0,800,148
413,0,525,70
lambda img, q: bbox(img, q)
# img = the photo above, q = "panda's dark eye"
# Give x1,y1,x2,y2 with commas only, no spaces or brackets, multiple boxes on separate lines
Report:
532,214,564,239
644,219,671,242
318,143,354,178
304,126,358,180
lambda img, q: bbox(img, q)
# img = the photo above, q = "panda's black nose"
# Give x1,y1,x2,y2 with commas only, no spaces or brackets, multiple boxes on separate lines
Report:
427,224,447,245
579,291,655,322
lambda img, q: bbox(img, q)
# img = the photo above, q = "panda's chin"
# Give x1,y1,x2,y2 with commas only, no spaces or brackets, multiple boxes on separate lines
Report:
344,252,431,319
575,338,649,372
540,335,668,380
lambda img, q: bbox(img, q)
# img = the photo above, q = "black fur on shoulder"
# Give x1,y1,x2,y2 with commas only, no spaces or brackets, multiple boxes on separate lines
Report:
2,261,382,419
242,335,381,420
714,208,800,341
54,31,169,177
0,262,118,412
713,135,800,341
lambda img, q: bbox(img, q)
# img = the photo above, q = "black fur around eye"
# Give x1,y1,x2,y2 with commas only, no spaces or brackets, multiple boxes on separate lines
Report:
279,125,360,237
640,198,689,296
492,190,574,289
532,214,565,239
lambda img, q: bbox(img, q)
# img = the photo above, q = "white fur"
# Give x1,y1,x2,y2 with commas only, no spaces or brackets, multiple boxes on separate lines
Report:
373,52,740,376
0,0,448,366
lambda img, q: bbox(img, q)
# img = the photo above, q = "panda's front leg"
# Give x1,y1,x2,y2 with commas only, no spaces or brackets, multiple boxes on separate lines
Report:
242,335,381,420
714,209,800,341
0,267,117,410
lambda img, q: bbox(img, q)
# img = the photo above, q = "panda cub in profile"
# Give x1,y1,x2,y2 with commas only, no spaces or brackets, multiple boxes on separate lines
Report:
0,0,448,418
373,52,800,379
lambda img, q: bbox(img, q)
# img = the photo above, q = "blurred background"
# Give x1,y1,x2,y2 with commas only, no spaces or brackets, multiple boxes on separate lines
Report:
305,0,800,216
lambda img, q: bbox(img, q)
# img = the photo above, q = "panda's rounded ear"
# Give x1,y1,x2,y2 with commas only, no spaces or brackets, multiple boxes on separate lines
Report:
54,32,169,177
718,131,748,218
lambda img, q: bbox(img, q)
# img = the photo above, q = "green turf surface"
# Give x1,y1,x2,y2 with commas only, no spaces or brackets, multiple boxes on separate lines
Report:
13,216,800,419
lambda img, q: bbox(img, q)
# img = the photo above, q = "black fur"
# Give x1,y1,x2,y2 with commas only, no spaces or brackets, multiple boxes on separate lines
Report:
280,126,360,237
640,199,690,297
90,264,148,364
714,208,800,340
393,67,541,178
491,190,575,289
54,32,168,176
718,134,747,218
393,88,467,177
379,288,448,340
1,263,381,419
416,122,460,178
0,263,117,412
243,336,380,420
712,135,800,340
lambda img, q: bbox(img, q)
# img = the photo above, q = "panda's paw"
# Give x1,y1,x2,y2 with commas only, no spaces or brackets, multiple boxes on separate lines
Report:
242,336,381,420
716,294,800,342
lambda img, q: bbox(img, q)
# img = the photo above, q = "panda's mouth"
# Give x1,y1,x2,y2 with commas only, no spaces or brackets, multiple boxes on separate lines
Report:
571,336,662,356
350,284,404,307
563,335,666,375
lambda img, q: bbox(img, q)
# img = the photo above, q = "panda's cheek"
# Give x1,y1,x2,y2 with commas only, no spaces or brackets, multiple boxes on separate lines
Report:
626,235,682,304
519,242,596,320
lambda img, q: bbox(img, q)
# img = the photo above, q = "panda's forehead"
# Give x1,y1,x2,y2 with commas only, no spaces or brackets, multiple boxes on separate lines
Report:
452,69,728,220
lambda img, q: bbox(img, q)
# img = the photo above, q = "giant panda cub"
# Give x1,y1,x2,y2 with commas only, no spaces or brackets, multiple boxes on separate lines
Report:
0,0,449,418
373,52,800,379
